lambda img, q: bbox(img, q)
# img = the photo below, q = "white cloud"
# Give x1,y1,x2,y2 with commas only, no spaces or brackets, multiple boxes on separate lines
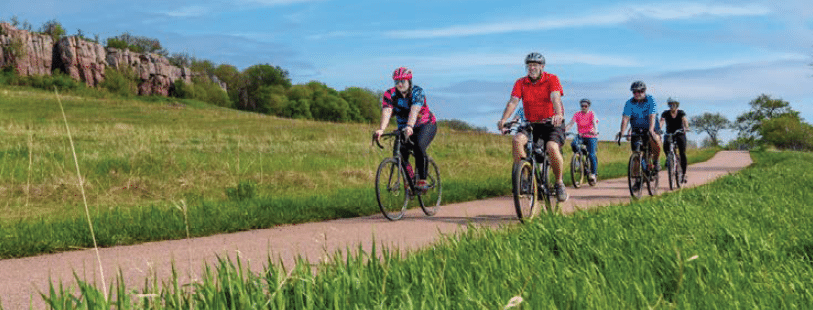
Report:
386,2,772,39
163,5,211,17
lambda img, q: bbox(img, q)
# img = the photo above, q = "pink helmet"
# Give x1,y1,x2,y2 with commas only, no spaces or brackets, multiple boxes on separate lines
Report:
392,67,412,80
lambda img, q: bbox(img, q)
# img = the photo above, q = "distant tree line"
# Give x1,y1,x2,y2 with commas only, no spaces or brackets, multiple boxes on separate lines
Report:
690,94,813,151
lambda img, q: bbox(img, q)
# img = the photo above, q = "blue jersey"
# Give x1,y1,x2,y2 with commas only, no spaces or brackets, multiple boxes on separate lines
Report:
623,95,660,130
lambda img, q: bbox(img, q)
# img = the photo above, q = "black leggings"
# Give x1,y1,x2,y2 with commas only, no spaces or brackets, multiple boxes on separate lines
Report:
664,133,687,174
400,123,437,180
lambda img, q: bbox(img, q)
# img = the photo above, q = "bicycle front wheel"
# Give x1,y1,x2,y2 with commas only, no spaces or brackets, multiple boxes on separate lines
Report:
667,151,677,190
628,153,644,199
512,161,537,222
375,158,408,220
540,159,559,213
571,153,584,188
418,157,441,216
647,156,659,196
674,152,683,189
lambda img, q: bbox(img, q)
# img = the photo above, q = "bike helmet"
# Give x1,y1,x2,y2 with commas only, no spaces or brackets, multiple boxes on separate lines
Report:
525,52,545,64
392,67,412,81
579,98,592,106
630,81,646,92
667,97,679,107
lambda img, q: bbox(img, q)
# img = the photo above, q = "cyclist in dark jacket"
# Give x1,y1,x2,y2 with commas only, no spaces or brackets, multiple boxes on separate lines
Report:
660,98,690,183
374,67,437,192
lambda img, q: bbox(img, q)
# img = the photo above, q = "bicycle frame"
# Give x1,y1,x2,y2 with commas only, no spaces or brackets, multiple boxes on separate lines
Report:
505,119,557,217
376,130,419,192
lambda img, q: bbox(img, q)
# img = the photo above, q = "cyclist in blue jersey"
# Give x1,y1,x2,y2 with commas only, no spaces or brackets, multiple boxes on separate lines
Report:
616,81,662,171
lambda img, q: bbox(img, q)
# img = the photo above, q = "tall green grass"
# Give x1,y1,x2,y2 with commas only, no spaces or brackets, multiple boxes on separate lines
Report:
0,85,716,259
40,151,813,309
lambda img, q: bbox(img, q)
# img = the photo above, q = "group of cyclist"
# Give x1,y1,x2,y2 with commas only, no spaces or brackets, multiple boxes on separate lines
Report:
372,52,690,203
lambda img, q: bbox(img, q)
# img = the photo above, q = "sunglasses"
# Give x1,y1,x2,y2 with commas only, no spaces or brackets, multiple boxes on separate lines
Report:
394,80,409,85
580,105,589,108
633,90,645,94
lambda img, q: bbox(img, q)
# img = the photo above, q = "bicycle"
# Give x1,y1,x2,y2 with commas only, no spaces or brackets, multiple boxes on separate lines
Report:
373,129,441,220
617,130,660,199
503,119,559,222
664,129,687,190
566,132,597,188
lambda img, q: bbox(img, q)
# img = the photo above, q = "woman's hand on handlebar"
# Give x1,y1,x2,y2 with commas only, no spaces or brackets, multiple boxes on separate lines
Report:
372,129,384,146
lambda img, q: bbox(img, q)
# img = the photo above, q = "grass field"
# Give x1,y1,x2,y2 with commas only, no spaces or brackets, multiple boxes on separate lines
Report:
39,150,813,309
0,85,716,259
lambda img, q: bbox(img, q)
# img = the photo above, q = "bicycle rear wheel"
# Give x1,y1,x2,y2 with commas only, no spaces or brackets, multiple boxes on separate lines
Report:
375,158,408,220
418,157,441,216
571,153,584,188
512,161,537,222
628,153,644,199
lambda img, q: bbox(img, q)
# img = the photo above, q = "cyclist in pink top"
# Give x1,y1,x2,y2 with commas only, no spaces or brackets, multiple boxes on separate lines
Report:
565,98,599,183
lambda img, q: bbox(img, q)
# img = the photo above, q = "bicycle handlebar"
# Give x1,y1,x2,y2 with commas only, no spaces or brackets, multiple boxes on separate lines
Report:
373,129,414,149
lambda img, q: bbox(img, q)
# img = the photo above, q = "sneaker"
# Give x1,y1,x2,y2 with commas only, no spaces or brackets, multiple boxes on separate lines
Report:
416,180,429,194
554,183,569,202
681,174,688,184
588,174,597,183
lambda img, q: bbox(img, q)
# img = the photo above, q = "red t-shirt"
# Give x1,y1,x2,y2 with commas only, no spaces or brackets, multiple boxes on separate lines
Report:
510,73,564,122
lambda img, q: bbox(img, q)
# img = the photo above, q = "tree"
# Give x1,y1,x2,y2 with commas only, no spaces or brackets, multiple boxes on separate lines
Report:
39,19,65,41
759,115,813,151
106,32,167,55
234,64,292,112
734,94,800,140
340,87,379,123
690,112,730,147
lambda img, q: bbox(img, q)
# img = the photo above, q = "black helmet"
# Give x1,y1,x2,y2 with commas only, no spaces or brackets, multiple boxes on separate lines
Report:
579,98,591,106
630,81,646,92
525,52,545,64
667,97,679,107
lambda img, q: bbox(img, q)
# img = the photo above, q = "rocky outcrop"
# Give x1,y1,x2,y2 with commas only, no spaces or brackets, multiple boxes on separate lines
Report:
0,23,54,76
1,22,199,97
106,48,192,96
57,36,106,87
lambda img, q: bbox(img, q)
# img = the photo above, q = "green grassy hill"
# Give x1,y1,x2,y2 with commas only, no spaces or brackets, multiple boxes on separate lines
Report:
0,85,717,258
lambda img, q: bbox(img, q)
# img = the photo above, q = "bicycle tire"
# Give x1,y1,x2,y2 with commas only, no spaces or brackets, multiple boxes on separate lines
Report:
571,152,583,188
540,158,558,213
628,153,644,199
512,160,537,222
418,157,441,216
585,154,596,186
674,152,683,188
375,158,408,220
667,151,677,190
646,155,659,196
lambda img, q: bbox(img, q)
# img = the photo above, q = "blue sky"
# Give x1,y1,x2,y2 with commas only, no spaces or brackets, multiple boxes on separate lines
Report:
2,0,812,142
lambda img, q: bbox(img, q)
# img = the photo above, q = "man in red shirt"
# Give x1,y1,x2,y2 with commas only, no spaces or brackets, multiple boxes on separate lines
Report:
497,52,568,202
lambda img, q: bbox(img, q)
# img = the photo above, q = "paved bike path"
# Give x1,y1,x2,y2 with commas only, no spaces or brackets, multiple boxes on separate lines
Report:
0,151,752,309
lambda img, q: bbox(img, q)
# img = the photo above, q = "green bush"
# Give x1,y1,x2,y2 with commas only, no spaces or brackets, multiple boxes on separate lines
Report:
100,67,138,96
173,77,230,107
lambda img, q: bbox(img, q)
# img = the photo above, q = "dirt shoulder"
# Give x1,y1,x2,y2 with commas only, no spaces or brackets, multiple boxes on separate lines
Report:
0,151,752,309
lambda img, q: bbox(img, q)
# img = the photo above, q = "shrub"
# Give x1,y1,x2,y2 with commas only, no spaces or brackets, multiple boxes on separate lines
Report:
100,67,138,96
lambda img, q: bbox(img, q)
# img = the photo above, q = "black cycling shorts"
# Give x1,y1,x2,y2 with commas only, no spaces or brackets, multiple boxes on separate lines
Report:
530,122,565,147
